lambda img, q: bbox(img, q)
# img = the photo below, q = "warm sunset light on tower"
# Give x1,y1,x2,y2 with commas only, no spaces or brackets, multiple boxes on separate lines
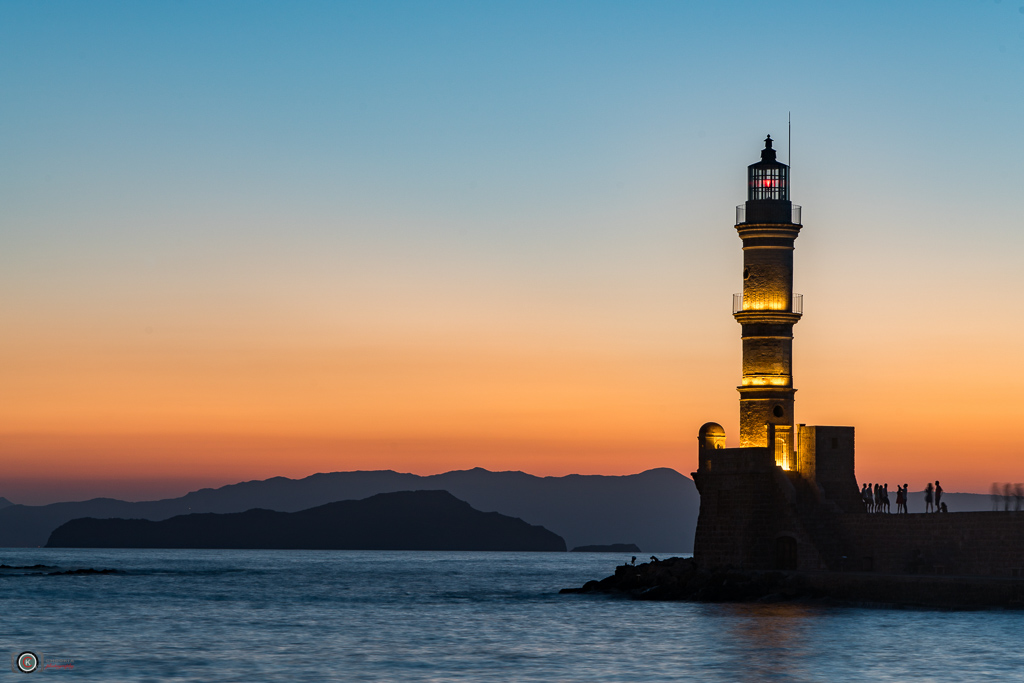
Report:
734,135,802,466
690,135,1024,586
695,136,856,512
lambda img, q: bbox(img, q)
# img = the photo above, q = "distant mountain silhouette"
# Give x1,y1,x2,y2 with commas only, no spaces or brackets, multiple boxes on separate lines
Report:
46,490,566,551
0,497,12,510
904,491,999,514
0,467,698,551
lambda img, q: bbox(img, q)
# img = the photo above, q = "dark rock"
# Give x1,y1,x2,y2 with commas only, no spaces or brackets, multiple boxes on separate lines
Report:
561,559,1024,608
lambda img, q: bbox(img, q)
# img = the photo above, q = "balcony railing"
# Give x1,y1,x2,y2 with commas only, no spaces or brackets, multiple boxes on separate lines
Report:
736,204,801,225
733,292,803,315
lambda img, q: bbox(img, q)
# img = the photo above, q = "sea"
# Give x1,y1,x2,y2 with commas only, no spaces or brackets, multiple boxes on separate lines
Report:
2,548,1023,682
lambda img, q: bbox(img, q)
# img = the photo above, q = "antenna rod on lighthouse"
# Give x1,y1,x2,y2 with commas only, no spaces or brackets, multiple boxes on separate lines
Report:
788,112,791,197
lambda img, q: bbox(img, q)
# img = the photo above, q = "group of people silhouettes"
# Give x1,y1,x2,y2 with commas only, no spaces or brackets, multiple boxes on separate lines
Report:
923,481,945,513
861,482,892,513
861,481,946,513
991,483,1024,511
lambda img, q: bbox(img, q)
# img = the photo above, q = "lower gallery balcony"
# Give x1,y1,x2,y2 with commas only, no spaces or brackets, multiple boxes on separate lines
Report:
733,292,803,314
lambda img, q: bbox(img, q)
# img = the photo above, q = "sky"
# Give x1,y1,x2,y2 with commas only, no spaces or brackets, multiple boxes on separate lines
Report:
2,0,1023,504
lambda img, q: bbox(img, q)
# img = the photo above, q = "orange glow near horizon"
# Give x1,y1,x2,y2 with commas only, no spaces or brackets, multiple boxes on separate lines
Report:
0,333,726,503
3,315,1022,504
3,200,1022,506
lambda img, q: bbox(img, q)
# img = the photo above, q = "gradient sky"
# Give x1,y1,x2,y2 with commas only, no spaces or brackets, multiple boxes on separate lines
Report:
2,1,1023,503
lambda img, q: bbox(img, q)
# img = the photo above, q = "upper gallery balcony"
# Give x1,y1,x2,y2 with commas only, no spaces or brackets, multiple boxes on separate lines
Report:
736,203,801,225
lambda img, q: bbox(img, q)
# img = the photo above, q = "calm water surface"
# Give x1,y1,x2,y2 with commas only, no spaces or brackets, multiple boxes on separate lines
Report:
1,549,1022,681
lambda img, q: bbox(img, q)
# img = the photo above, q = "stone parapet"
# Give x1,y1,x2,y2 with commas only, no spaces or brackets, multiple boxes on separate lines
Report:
840,512,1024,577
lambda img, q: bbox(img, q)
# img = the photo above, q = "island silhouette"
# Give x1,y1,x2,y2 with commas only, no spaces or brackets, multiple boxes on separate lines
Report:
1,467,696,551
46,490,566,551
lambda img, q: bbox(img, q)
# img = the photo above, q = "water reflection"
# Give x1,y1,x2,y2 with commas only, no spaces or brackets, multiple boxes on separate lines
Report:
703,603,821,681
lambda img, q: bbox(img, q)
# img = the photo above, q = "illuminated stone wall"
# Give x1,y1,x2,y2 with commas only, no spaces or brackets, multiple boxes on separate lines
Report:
741,244,794,306
735,223,801,451
741,336,793,382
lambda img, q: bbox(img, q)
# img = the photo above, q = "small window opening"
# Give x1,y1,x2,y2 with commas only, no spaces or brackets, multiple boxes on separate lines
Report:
772,405,784,418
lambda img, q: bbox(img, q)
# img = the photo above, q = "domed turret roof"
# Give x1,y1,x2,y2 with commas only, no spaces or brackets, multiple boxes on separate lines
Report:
698,422,725,438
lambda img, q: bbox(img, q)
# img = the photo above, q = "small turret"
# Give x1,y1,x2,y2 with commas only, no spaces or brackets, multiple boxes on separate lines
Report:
698,422,726,451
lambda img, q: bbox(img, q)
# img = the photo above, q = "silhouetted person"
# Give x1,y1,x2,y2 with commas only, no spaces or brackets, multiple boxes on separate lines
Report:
934,481,943,511
631,556,636,566
649,555,659,563
939,502,948,513
882,484,890,514
895,485,904,514
925,482,934,513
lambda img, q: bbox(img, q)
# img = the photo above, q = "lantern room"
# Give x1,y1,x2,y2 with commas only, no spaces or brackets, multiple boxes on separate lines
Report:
738,135,799,225
748,135,788,201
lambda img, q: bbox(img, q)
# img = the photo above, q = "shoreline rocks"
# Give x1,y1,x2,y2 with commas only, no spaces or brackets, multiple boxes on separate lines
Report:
561,557,1024,609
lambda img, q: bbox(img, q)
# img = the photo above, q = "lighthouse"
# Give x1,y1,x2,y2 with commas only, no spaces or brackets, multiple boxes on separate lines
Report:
734,135,802,468
692,133,861,572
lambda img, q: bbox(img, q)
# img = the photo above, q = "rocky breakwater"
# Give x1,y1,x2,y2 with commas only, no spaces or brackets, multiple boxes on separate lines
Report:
561,558,1024,608
561,557,801,602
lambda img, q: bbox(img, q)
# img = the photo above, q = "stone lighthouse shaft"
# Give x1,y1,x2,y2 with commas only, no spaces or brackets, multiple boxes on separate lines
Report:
734,135,802,466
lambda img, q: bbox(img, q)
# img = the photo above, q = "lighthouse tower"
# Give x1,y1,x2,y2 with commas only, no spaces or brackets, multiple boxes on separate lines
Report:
691,134,861,572
734,136,801,467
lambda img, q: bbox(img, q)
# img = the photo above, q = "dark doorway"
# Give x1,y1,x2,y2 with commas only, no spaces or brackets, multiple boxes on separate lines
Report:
775,536,798,570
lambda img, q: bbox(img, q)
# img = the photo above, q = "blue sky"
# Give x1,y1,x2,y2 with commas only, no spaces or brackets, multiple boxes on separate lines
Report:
1,1,1023,501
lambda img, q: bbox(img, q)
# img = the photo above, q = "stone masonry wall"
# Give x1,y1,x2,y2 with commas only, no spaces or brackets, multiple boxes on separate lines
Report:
841,512,1024,577
693,447,822,571
805,426,862,514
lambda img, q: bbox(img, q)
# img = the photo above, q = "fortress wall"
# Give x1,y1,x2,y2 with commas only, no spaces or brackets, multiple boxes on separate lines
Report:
840,512,1024,577
693,447,822,571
